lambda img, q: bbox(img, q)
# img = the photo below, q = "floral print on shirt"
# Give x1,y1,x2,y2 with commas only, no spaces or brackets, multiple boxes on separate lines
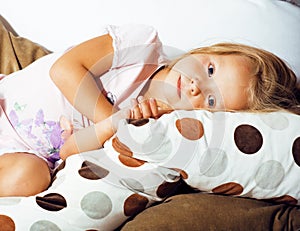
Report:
9,105,64,167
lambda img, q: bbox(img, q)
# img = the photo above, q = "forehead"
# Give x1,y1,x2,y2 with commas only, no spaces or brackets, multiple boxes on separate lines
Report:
191,53,250,65
213,55,253,110
189,53,253,77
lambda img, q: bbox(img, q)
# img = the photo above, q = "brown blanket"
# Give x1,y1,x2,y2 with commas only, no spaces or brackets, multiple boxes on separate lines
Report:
1,15,299,231
121,191,300,231
0,14,51,75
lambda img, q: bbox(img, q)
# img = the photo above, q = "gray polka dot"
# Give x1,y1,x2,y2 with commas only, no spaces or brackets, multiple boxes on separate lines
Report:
199,148,228,177
30,220,61,231
255,160,285,189
120,178,144,192
259,113,289,130
81,191,112,219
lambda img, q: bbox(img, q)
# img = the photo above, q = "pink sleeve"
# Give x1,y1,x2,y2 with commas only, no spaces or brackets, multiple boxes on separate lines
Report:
103,24,166,69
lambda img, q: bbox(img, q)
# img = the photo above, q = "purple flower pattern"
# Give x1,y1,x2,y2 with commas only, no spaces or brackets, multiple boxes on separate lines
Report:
9,107,64,167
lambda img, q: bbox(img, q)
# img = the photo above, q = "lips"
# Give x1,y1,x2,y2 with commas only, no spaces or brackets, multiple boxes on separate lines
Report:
177,75,181,98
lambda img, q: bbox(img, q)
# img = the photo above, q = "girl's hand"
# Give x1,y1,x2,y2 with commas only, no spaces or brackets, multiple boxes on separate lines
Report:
59,116,74,141
130,96,172,119
130,96,159,119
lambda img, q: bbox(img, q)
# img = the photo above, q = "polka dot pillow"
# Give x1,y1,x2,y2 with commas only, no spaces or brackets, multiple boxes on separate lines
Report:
112,109,300,205
0,110,299,230
0,137,181,230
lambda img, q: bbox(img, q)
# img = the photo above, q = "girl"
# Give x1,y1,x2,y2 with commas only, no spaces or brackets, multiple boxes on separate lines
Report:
0,24,299,197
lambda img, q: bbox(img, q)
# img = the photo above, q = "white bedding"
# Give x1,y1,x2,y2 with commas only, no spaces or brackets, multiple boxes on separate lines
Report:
1,0,300,79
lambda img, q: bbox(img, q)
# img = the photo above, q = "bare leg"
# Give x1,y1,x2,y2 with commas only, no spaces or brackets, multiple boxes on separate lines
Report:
0,152,51,197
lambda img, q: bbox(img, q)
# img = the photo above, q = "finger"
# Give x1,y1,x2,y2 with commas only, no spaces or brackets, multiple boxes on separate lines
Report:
138,96,152,118
131,98,142,119
133,106,142,119
149,98,159,118
130,98,138,108
125,108,131,119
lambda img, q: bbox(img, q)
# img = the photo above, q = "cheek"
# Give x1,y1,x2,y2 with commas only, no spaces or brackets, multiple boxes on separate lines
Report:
192,97,205,109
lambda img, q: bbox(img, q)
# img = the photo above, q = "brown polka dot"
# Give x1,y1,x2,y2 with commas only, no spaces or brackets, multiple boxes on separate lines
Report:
123,193,149,217
292,137,300,167
112,137,133,156
176,118,204,140
118,155,145,167
172,168,188,179
234,124,263,154
78,161,109,180
51,160,66,183
36,193,67,211
264,195,298,205
127,118,149,126
156,181,182,198
0,215,15,231
212,182,244,195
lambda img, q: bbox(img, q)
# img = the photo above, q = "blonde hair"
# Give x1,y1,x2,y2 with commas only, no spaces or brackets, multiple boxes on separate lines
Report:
168,43,300,114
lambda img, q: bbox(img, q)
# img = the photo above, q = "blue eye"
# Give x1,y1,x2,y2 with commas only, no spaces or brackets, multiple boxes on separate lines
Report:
208,95,216,108
208,64,214,77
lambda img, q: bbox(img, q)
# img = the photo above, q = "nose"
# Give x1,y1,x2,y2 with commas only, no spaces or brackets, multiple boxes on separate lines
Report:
190,79,201,96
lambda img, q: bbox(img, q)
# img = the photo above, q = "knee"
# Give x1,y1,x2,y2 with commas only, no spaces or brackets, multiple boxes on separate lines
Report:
0,152,51,197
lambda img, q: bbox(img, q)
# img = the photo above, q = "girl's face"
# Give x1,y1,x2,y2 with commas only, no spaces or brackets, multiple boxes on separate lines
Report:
163,54,253,110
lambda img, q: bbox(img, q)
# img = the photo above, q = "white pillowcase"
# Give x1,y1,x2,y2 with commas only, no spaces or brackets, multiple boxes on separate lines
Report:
113,110,300,205
2,0,300,78
0,110,299,230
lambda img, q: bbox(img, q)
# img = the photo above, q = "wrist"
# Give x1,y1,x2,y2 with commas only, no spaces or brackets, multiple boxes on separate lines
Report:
109,109,130,132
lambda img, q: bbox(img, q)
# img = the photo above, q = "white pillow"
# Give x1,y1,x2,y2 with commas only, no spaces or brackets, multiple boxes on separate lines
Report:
0,147,181,230
1,0,300,78
0,110,299,230
113,110,300,205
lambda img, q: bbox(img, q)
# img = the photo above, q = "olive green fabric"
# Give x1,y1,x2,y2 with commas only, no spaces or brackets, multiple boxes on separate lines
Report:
121,193,300,231
0,15,51,75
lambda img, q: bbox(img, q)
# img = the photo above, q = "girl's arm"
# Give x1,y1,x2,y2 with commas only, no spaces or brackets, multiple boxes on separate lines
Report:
59,116,113,160
50,34,114,123
59,98,166,160
59,108,129,160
